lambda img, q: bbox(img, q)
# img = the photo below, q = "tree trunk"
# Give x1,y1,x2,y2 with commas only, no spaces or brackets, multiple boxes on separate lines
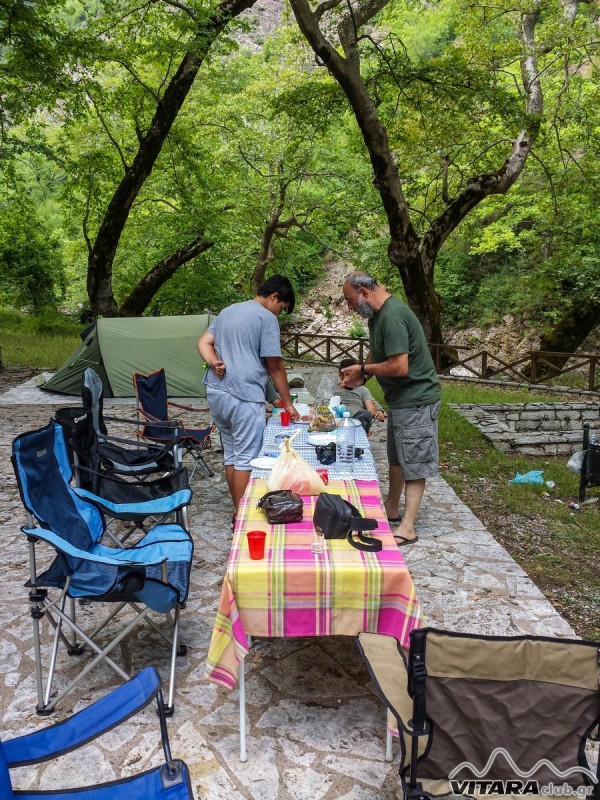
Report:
86,0,258,318
289,0,544,348
531,302,600,376
118,237,214,317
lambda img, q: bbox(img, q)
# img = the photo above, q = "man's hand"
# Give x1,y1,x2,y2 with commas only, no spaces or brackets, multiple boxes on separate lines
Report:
373,409,386,421
339,363,363,389
211,358,226,378
286,403,301,421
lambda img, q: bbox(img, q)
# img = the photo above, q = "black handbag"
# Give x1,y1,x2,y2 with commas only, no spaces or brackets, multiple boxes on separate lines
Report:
257,490,304,524
313,492,382,552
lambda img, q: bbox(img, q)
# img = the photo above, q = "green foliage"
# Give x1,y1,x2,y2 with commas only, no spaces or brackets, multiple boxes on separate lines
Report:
0,307,80,368
0,192,67,310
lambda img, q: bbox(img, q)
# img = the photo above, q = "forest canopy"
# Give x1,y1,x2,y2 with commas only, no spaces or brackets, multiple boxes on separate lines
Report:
0,0,598,352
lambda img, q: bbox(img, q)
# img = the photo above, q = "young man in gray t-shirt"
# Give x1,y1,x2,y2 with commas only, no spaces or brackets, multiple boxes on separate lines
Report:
337,358,385,434
198,276,299,513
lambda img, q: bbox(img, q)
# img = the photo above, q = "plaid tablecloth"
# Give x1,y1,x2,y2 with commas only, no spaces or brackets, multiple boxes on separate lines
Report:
205,477,423,689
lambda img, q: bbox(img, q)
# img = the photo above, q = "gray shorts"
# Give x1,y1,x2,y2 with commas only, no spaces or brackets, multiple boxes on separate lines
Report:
207,388,265,471
387,400,440,480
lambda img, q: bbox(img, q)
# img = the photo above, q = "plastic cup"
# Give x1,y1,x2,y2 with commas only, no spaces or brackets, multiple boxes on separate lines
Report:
247,530,266,560
280,410,290,427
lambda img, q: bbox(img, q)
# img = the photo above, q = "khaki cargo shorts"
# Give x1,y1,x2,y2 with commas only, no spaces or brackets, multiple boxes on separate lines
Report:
387,400,440,480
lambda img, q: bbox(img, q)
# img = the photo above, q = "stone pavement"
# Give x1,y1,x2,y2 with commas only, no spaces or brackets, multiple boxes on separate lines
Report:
0,366,580,799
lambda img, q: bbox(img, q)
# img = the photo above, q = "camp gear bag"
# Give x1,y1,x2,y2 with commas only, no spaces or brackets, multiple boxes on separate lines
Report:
257,490,304,524
313,492,381,552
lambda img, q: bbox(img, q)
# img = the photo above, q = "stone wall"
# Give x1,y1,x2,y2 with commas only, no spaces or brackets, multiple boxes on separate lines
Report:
450,402,600,456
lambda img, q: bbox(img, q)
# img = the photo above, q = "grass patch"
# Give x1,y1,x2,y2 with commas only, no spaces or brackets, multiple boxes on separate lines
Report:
368,377,600,640
0,307,81,369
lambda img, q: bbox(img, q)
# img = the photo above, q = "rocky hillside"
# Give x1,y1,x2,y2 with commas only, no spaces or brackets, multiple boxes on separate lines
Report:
290,259,599,364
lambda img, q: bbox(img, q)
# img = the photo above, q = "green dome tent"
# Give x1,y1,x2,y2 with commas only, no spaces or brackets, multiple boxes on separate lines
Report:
41,314,215,397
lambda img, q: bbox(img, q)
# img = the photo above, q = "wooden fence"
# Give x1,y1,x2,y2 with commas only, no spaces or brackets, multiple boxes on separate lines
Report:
280,332,600,392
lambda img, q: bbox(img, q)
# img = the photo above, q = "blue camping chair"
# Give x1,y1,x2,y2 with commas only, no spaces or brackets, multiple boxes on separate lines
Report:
11,420,194,716
1,666,192,799
133,368,216,479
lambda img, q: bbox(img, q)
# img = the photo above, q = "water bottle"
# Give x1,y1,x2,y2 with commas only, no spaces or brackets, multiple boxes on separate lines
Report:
337,411,355,466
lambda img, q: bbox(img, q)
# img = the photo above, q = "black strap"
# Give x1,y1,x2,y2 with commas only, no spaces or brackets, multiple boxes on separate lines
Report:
343,499,381,551
346,530,382,552
345,500,378,532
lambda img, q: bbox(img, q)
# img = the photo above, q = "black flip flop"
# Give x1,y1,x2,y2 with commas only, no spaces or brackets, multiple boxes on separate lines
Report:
387,515,402,524
394,534,419,547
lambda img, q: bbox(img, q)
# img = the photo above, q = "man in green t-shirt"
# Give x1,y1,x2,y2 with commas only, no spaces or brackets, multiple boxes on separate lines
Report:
340,271,441,547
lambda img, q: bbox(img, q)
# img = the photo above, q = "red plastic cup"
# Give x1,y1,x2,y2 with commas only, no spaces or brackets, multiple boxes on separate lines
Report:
280,410,291,427
247,530,267,560
316,468,329,485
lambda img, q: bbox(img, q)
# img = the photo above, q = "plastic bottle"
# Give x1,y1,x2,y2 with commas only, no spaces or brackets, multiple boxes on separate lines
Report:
337,411,355,466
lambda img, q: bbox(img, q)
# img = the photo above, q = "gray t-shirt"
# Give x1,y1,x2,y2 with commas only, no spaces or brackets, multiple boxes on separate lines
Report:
339,385,374,415
206,300,281,402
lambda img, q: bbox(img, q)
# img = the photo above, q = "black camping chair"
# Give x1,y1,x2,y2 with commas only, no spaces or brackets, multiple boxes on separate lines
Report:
56,406,192,543
357,629,600,799
579,423,600,502
82,366,178,476
133,367,216,479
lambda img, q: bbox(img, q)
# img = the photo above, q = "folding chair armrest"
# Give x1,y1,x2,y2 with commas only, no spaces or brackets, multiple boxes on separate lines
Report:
137,408,181,428
168,400,210,414
3,667,161,766
74,487,192,516
21,526,167,568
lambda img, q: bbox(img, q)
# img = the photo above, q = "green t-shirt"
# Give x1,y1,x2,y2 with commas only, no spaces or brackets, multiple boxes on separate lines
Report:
369,296,441,409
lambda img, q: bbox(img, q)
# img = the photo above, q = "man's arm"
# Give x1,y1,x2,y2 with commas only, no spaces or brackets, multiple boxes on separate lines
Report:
340,352,408,389
264,357,300,419
364,398,386,421
197,331,226,378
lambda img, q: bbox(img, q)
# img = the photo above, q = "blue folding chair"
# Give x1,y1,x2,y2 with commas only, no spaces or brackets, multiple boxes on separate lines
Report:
11,420,194,716
2,666,192,799
133,368,216,479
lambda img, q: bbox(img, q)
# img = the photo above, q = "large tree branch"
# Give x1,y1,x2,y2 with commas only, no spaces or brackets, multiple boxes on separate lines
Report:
422,9,543,259
118,235,214,316
87,0,259,317
290,0,417,249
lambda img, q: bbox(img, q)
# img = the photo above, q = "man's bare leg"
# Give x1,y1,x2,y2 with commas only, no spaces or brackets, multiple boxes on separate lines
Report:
384,464,404,520
392,478,426,542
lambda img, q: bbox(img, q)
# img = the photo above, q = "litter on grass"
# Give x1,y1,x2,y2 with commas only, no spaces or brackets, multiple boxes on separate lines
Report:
510,470,544,485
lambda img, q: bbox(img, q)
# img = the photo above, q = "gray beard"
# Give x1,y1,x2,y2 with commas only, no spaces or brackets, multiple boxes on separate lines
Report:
356,298,375,319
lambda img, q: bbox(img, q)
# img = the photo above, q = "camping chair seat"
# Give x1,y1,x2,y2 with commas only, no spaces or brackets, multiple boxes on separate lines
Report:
11,421,194,715
357,629,600,799
134,368,215,479
1,666,192,800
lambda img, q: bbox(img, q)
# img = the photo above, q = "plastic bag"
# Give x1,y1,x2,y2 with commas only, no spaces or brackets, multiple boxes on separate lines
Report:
267,436,326,495
510,470,544,485
308,403,337,432
567,450,585,474
315,375,337,405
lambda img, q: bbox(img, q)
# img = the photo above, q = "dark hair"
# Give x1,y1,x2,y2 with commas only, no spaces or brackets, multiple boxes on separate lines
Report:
257,275,296,313
339,358,358,372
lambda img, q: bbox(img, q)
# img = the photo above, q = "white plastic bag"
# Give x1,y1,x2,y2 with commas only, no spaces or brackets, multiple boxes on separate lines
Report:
267,435,326,495
567,450,585,474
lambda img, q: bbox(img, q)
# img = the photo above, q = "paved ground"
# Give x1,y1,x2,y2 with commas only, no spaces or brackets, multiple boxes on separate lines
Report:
0,365,583,799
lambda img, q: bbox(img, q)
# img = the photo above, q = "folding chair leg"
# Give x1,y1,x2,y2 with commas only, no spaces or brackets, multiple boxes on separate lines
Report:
385,729,393,762
166,605,181,716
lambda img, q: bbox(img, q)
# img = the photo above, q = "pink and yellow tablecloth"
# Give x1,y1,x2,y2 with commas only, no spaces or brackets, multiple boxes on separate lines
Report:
205,478,423,689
